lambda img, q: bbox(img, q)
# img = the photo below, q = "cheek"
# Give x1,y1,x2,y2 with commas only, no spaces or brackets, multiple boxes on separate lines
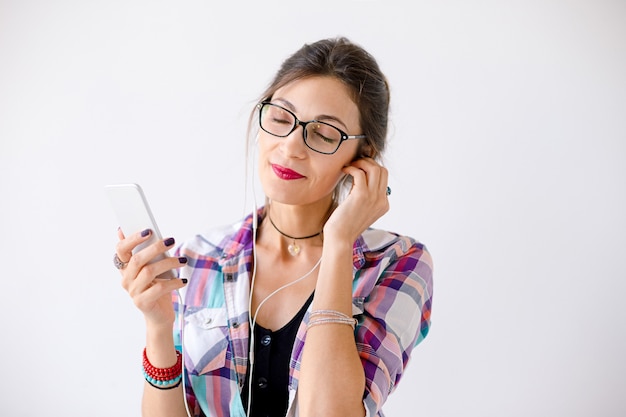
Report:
337,142,361,165
256,133,270,150
316,147,359,184
256,135,275,162
317,160,349,188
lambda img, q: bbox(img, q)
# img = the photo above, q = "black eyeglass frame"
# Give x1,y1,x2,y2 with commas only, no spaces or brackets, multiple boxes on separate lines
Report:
257,101,367,155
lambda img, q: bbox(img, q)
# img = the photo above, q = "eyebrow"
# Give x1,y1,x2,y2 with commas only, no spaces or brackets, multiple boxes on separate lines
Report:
273,97,349,130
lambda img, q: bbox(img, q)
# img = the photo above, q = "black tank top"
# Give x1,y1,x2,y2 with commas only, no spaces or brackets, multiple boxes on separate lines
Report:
242,292,314,417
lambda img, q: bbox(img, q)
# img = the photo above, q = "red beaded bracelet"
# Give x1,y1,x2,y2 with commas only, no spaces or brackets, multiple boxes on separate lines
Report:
142,348,183,381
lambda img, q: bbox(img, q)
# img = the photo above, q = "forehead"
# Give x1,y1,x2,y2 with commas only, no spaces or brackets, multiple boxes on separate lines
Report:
272,76,360,129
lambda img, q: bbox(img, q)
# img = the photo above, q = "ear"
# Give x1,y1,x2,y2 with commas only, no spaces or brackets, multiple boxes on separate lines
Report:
359,143,374,159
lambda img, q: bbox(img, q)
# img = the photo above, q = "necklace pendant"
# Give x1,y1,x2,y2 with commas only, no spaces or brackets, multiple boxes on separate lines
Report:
288,242,301,256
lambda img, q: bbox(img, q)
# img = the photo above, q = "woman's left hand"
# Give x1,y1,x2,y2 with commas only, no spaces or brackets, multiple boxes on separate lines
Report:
324,157,390,243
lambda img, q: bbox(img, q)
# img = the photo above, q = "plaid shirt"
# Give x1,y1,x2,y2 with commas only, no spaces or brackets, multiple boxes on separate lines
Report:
173,210,433,417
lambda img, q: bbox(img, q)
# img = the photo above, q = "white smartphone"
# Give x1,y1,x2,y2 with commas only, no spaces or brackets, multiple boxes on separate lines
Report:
105,183,176,280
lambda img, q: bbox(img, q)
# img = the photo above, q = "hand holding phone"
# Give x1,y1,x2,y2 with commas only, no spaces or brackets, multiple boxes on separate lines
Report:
105,183,176,280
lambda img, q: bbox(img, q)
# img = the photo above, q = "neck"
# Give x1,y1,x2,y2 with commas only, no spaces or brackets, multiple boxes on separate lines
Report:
267,214,323,241
266,198,334,236
260,199,335,256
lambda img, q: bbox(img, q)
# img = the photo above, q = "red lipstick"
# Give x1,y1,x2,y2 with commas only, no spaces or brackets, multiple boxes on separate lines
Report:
271,164,305,180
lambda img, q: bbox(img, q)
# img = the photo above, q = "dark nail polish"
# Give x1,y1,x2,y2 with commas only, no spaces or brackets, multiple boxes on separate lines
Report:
163,237,175,246
178,257,188,264
141,229,151,237
181,278,188,284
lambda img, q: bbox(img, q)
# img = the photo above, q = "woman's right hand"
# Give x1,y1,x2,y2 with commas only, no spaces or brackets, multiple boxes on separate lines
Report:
115,228,188,328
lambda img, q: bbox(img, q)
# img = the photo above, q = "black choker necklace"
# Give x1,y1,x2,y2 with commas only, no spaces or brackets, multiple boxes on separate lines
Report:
267,214,323,256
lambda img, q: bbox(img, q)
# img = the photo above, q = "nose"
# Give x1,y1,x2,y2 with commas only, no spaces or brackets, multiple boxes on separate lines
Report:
280,123,307,157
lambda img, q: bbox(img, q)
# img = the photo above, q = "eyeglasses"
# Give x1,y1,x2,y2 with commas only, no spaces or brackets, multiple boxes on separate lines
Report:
257,102,366,155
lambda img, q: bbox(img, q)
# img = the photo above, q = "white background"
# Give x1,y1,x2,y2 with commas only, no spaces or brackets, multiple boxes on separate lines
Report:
1,1,625,416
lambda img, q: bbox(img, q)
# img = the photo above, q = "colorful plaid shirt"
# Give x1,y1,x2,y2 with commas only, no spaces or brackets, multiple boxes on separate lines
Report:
173,210,433,417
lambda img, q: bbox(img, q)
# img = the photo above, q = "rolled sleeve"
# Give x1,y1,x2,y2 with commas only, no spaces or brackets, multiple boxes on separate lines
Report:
356,243,433,416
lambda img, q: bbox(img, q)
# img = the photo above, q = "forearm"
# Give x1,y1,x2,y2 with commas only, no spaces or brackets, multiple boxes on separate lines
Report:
141,323,189,417
298,237,366,417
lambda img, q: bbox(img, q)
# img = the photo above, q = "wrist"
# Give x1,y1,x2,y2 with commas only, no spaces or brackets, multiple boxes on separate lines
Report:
322,229,355,251
323,211,367,245
145,323,178,368
145,315,175,334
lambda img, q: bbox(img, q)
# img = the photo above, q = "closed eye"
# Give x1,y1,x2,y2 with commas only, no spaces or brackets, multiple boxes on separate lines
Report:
271,117,292,125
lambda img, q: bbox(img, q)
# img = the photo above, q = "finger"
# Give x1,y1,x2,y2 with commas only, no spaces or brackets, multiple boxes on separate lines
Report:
121,237,177,289
115,228,153,263
356,158,389,196
343,160,386,196
342,165,367,194
129,254,187,296
379,166,389,195
132,277,188,312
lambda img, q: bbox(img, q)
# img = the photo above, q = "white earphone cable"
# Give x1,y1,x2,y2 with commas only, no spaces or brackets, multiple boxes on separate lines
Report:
246,245,321,416
247,133,259,417
176,288,193,417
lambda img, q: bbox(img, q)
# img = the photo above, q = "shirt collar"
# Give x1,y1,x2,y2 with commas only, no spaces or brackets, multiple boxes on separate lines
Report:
218,210,258,268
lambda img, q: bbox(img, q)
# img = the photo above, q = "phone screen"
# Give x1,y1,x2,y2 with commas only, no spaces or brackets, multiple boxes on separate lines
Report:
105,183,176,279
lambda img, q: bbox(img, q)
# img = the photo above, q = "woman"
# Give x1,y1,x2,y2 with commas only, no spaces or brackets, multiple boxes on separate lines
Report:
114,37,433,417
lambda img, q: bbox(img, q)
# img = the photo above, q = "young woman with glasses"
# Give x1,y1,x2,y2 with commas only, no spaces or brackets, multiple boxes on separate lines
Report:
113,37,433,417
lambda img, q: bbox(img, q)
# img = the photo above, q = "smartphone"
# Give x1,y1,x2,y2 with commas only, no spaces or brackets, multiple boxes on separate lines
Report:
105,183,176,280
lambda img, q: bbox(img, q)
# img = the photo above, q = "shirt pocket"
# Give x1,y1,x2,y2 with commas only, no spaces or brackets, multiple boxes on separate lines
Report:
183,307,230,376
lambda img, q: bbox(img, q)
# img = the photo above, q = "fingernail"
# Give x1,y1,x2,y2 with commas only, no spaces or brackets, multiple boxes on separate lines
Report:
163,237,175,246
178,257,188,264
141,229,151,237
181,278,188,284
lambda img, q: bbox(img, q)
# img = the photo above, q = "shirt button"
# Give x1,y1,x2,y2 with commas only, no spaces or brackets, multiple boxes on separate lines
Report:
257,377,268,389
260,335,272,346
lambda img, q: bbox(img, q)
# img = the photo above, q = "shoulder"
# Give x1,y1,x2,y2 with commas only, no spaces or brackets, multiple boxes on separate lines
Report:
353,228,433,302
177,213,254,260
357,228,432,271
179,221,242,257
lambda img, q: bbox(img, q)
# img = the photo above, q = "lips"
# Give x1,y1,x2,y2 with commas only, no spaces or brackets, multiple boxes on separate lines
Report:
271,164,305,180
